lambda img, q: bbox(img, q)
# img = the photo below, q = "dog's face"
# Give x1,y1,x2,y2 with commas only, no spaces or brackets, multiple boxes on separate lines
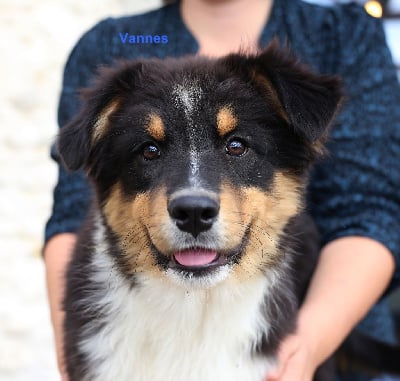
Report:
58,44,341,287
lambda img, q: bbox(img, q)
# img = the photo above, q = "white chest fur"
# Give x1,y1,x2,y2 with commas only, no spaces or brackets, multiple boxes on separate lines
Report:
78,230,276,381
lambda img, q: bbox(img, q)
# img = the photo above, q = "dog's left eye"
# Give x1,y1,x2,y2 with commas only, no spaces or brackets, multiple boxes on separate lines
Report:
225,139,248,157
142,144,161,160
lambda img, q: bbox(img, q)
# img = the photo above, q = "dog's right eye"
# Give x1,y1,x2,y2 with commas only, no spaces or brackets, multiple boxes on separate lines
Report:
226,139,248,157
142,144,160,161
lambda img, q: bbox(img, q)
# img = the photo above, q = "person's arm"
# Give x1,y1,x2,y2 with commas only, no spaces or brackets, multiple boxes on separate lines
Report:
267,236,395,381
44,233,77,381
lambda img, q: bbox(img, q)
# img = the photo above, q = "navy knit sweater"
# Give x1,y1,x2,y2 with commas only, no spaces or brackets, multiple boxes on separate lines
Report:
46,0,400,348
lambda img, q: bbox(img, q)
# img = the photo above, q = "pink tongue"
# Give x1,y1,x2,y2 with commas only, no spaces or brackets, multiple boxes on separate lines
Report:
174,249,218,267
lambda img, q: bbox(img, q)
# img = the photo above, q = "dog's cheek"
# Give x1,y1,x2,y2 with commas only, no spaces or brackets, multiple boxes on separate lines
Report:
231,172,303,282
103,183,162,276
145,186,173,254
218,182,249,250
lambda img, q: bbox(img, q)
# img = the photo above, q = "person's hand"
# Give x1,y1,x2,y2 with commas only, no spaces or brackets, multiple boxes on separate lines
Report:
266,331,318,381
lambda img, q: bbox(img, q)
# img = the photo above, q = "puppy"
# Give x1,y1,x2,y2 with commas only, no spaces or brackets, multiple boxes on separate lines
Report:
58,43,342,381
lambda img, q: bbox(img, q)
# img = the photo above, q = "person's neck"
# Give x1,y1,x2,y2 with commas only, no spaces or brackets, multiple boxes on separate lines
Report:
181,0,274,57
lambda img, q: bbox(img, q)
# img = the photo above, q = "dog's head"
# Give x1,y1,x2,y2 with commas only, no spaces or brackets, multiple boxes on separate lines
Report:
58,43,342,288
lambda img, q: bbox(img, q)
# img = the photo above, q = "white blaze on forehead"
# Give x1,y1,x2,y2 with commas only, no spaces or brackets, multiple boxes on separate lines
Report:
172,78,202,118
189,151,200,184
172,78,203,185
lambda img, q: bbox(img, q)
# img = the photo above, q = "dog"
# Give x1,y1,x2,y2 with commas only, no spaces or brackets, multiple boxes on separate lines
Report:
57,43,398,381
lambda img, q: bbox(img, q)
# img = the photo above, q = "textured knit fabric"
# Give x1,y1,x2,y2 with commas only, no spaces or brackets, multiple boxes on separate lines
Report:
45,0,400,376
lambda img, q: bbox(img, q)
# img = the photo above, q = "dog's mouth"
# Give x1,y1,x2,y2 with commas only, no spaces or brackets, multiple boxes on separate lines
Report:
157,240,247,276
155,242,247,276
169,247,238,273
166,246,244,277
173,248,219,268
151,227,250,276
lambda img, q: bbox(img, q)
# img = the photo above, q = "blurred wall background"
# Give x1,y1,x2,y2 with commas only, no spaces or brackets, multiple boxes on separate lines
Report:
0,1,398,381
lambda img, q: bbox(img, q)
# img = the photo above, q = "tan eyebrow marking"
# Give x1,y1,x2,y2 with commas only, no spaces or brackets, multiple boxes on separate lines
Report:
92,100,120,144
216,106,238,137
146,113,166,141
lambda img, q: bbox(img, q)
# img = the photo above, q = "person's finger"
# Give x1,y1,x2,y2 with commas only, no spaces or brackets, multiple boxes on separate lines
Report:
267,355,288,380
266,335,301,381
266,370,280,381
266,367,283,381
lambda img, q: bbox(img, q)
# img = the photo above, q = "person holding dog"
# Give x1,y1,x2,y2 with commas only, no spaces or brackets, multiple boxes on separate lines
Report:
43,0,400,380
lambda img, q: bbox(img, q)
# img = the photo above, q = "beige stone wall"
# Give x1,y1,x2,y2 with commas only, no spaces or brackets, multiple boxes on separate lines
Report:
0,1,161,380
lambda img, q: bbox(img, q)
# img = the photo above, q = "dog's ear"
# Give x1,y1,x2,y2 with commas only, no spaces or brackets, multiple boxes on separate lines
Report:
57,61,144,171
221,41,343,142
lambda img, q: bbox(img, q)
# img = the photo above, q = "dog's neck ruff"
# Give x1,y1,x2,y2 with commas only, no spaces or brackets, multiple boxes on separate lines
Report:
77,213,278,381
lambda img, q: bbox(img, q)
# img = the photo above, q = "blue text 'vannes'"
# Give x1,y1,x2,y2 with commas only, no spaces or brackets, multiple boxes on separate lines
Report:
119,33,168,44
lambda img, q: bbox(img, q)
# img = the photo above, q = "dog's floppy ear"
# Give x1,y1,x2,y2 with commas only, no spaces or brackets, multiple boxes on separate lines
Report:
57,61,144,171
222,41,343,142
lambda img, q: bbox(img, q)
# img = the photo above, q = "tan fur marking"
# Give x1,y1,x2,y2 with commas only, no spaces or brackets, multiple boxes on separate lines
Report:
92,100,119,143
103,184,166,277
221,172,303,283
252,72,290,123
216,106,237,137
312,140,327,156
142,186,173,254
146,113,166,141
218,182,250,251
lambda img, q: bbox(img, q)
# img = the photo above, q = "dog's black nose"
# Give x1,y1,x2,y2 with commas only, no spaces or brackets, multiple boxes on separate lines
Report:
168,196,219,238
